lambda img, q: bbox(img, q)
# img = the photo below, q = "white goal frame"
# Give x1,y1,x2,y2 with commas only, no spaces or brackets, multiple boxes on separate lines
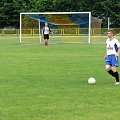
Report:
20,12,91,44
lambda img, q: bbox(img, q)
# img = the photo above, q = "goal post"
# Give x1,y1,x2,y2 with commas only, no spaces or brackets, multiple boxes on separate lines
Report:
20,12,91,44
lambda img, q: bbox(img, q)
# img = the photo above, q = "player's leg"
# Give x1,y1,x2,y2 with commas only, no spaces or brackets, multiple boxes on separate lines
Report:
45,34,49,45
105,55,115,77
111,67,119,83
44,34,46,45
111,55,119,84
105,65,114,77
44,34,48,45
45,39,48,45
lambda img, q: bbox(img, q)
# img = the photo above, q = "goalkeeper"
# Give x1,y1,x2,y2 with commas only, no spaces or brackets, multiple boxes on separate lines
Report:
43,23,51,45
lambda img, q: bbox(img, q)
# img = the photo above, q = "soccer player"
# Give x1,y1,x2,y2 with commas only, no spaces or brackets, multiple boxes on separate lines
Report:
43,23,51,45
104,29,120,85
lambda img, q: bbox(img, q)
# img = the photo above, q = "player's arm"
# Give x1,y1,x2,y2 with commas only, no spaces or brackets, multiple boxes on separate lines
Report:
115,40,120,57
116,47,120,57
49,28,52,34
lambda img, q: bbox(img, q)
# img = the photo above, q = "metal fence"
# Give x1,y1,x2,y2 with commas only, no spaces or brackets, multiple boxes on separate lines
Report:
0,28,120,36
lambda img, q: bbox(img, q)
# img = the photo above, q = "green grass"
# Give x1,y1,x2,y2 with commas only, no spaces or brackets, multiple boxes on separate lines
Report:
0,36,120,120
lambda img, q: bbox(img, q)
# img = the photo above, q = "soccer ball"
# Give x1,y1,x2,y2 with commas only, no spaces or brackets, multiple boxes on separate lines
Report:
88,77,96,84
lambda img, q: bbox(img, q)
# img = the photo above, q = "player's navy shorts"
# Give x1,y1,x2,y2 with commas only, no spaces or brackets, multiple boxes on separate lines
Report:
44,34,49,40
105,54,119,67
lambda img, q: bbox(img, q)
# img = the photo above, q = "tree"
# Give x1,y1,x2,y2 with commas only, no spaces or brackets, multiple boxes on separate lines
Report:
53,0,83,12
0,0,16,28
36,0,55,12
0,0,120,28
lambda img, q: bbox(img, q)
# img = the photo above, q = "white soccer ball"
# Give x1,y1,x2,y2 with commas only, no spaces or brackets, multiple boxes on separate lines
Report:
88,77,96,84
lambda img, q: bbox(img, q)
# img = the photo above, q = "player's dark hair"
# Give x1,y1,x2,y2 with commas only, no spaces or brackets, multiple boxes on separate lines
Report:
108,29,114,36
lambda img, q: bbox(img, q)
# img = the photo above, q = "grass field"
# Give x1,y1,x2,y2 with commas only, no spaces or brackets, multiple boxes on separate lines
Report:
0,36,120,120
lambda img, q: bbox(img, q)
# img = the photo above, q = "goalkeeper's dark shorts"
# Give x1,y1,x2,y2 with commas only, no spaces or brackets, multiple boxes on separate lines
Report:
44,34,49,40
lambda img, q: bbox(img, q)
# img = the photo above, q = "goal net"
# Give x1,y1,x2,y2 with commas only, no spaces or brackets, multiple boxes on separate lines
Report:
20,12,91,44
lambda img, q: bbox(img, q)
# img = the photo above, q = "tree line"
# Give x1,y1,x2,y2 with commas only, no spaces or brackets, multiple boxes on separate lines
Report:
0,0,120,28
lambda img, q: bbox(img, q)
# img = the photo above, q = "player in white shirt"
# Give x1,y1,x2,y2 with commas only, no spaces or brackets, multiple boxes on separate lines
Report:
104,29,120,85
43,23,51,45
